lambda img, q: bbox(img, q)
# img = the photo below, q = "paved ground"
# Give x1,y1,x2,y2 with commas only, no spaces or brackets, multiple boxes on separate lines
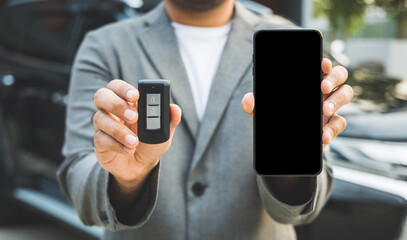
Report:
0,213,95,240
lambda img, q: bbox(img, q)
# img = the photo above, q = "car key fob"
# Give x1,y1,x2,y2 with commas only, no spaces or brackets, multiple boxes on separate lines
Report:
137,79,171,144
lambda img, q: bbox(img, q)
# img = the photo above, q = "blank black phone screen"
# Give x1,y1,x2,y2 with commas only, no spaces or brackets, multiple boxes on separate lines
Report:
253,29,322,175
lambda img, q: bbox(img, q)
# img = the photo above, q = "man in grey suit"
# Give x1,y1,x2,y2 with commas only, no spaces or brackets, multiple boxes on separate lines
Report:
58,0,353,239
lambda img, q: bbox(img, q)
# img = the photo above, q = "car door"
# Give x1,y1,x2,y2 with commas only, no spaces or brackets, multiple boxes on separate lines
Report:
296,173,407,240
296,61,407,240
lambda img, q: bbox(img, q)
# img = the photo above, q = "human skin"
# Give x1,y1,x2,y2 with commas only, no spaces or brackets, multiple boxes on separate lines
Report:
93,0,353,207
241,58,353,147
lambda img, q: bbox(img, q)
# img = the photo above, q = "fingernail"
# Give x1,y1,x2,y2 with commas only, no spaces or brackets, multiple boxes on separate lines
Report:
126,90,137,100
325,80,333,91
328,102,335,113
126,134,138,145
124,109,137,121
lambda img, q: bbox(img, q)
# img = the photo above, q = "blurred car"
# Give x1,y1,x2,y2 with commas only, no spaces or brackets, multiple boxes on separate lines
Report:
295,59,407,240
0,0,406,239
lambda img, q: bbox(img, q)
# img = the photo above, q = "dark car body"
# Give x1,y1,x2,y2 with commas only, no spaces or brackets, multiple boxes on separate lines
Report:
0,0,406,239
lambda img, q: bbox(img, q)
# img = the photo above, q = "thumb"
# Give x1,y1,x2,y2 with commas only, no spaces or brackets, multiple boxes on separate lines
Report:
241,92,254,120
169,104,182,134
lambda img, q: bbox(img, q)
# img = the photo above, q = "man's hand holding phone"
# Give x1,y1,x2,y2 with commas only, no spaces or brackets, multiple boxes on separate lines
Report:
241,58,353,147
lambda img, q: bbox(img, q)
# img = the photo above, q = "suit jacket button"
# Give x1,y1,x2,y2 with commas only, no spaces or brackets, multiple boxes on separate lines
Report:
192,182,206,196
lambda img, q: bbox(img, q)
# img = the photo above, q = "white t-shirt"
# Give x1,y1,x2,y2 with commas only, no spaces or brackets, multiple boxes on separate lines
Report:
171,21,232,122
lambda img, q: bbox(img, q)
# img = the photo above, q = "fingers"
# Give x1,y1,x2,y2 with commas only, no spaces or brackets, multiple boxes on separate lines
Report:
107,79,139,102
321,59,352,145
321,65,348,94
94,87,138,124
94,79,139,124
93,110,139,153
322,114,347,145
321,58,332,75
94,130,135,155
323,84,354,117
241,92,254,119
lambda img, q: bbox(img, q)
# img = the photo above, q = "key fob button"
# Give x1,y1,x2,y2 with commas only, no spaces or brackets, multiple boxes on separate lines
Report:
147,105,160,117
147,117,160,130
147,94,160,105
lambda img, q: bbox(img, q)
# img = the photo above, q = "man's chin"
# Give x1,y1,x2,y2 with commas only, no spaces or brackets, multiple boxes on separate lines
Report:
168,0,227,12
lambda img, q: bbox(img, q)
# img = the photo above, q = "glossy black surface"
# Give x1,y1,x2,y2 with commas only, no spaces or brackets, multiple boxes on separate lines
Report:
253,29,322,175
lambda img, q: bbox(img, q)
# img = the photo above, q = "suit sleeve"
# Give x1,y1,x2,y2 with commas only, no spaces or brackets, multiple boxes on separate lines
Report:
56,31,160,231
257,156,334,225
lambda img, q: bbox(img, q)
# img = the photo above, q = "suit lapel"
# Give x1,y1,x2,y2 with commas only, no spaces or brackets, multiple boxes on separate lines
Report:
190,3,259,171
137,3,199,139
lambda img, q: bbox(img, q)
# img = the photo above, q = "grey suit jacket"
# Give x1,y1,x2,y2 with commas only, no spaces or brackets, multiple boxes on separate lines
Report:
57,2,333,240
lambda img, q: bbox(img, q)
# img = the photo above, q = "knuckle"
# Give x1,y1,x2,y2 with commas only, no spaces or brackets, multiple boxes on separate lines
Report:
93,88,104,102
107,79,121,89
343,84,354,98
93,130,104,146
111,125,126,139
338,115,347,131
93,111,102,126
334,65,348,81
331,115,347,136
111,99,124,112
107,79,133,99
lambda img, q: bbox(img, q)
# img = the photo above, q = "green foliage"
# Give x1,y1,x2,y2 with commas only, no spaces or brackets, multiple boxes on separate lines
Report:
374,0,407,38
314,0,407,39
314,0,368,41
374,0,407,18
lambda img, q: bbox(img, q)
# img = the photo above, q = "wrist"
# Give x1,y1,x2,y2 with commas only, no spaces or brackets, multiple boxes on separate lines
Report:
112,159,159,196
263,176,316,205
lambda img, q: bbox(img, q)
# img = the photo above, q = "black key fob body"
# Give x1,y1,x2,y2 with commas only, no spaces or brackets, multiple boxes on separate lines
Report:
137,79,171,144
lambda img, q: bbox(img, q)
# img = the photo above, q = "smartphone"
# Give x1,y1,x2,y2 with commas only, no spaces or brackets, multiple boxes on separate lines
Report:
253,29,323,176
